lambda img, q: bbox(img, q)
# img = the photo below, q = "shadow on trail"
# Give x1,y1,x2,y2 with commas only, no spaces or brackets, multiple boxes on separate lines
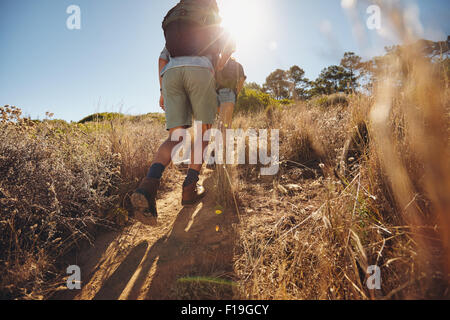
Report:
93,241,149,300
94,177,238,300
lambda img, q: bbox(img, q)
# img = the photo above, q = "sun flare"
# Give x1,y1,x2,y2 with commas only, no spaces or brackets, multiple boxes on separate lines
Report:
218,0,267,51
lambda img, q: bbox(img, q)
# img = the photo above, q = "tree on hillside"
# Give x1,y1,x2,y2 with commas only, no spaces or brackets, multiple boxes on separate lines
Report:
264,69,290,100
287,65,310,100
245,82,263,91
356,60,376,92
310,65,351,96
385,37,449,62
355,37,450,92
263,66,311,100
340,52,362,92
259,36,449,99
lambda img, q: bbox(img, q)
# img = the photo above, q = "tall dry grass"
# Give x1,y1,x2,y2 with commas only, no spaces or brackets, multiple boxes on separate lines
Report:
233,84,448,299
231,5,449,298
367,3,450,295
105,116,177,208
0,107,120,299
0,108,169,299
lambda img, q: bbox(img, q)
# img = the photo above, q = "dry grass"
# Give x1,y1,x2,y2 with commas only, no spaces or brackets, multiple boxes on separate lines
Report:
1,3,448,300
2,82,447,300
0,108,168,299
0,108,118,299
2,66,447,300
232,82,448,299
231,28,449,300
105,117,177,208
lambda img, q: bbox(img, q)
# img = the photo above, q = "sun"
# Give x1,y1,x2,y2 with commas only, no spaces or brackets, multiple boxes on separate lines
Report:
218,0,267,51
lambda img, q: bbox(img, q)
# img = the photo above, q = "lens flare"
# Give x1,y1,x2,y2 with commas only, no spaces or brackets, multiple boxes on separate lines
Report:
218,0,268,50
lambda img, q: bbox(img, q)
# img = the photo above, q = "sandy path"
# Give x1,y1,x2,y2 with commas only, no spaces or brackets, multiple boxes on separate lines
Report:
59,173,238,300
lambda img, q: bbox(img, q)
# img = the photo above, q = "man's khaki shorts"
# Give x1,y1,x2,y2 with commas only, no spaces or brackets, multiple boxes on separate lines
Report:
162,66,218,130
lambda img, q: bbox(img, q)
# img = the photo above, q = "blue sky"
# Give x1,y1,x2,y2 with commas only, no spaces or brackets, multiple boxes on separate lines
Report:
0,0,449,122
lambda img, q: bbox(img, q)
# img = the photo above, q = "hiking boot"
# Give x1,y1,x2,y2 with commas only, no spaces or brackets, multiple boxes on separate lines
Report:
182,183,206,206
131,177,160,226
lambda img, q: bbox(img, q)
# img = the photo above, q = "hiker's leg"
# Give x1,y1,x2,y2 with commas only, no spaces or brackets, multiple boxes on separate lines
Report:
218,102,234,132
132,68,193,223
217,89,236,131
183,66,218,177
147,67,193,177
217,89,237,159
185,122,212,176
180,66,217,205
150,127,186,167
182,122,212,204
216,101,235,206
218,102,234,164
133,126,188,225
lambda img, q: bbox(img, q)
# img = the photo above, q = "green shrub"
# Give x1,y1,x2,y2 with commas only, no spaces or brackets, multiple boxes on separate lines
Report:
279,98,293,106
235,88,270,113
236,88,291,114
311,94,349,108
78,112,124,124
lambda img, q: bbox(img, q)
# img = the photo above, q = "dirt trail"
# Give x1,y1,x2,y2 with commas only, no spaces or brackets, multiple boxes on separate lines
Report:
59,172,238,300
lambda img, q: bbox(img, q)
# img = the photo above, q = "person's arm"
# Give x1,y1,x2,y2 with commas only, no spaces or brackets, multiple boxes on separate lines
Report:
236,64,247,95
216,51,232,72
159,58,168,89
215,30,235,71
158,58,168,111
236,77,246,96
158,47,170,110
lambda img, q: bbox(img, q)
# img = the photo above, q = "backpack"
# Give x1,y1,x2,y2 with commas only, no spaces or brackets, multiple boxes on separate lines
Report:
216,58,246,91
162,0,223,58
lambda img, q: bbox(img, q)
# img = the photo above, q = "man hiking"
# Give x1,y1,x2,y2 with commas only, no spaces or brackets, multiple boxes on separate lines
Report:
159,42,245,151
131,0,233,226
